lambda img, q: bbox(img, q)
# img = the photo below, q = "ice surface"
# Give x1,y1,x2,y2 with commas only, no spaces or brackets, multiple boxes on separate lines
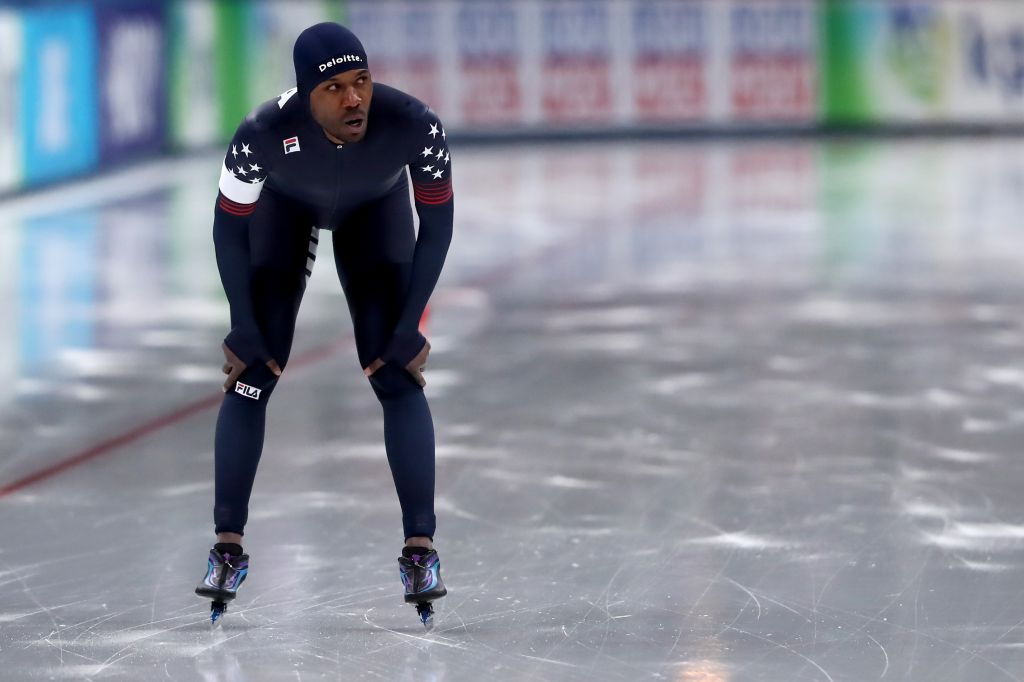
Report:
3,139,1024,679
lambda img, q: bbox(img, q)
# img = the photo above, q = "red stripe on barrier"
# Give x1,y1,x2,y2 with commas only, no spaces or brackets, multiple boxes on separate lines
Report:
0,394,223,497
0,338,351,498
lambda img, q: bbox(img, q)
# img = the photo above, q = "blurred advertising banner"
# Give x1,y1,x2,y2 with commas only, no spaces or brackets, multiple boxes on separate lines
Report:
6,0,1024,195
823,1,953,123
348,1,444,115
950,2,1024,121
169,0,219,149
19,4,99,186
540,1,614,125
168,0,250,148
96,3,169,163
822,0,1024,125
630,1,712,123
247,1,341,104
727,1,818,122
452,0,524,127
0,10,21,192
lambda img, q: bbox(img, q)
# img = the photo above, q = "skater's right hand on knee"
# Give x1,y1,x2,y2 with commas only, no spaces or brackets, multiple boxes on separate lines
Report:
405,339,430,388
363,339,430,388
222,343,281,392
363,358,386,377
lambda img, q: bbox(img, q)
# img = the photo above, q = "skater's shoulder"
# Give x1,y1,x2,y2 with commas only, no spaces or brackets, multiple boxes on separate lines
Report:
237,88,306,137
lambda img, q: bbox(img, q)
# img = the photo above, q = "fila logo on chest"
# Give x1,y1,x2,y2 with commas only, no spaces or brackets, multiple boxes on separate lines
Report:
283,136,300,154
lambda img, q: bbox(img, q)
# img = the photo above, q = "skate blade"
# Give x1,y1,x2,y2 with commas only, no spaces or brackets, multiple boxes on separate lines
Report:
415,602,435,630
210,601,227,626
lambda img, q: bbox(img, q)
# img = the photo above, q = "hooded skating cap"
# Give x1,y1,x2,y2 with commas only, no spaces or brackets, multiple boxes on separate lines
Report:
293,22,369,97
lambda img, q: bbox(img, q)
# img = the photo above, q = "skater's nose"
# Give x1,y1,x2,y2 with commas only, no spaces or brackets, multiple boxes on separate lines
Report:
341,86,362,108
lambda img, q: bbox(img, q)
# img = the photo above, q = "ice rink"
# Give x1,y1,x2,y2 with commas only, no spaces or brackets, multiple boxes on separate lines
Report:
4,137,1024,681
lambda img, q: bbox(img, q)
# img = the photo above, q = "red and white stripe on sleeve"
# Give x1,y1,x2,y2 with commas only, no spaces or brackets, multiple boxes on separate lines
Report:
217,139,267,217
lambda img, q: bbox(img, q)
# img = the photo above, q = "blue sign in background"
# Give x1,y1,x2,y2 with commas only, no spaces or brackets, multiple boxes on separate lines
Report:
96,3,169,163
20,3,99,185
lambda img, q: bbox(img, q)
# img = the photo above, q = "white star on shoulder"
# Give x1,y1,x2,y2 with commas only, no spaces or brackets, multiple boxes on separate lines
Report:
428,123,439,138
249,163,261,173
236,165,248,175
435,148,445,160
421,146,434,158
444,151,450,164
441,128,446,140
432,169,444,180
421,165,434,173
241,143,252,157
231,145,238,158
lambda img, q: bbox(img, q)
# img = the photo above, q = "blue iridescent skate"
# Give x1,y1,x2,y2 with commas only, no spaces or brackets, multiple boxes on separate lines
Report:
398,547,447,629
195,548,249,624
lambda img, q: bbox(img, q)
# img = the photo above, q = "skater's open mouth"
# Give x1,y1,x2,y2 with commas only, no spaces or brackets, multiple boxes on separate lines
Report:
344,116,365,130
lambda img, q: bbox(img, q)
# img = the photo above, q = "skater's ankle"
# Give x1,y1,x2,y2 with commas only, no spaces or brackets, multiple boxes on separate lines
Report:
404,536,433,551
217,532,243,545
215,532,243,556
214,542,244,557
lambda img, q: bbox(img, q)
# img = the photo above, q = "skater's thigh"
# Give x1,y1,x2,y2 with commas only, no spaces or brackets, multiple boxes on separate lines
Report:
249,189,318,367
342,262,413,370
333,190,415,369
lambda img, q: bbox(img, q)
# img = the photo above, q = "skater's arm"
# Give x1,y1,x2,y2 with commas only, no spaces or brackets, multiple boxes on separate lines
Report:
381,200,453,366
380,111,455,368
213,207,269,367
213,126,271,367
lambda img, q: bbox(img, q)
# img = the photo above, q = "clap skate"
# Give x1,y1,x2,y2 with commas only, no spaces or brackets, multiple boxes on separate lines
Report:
195,547,249,625
398,546,447,629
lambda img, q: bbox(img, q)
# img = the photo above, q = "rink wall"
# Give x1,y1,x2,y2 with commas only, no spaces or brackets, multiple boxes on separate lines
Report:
1,0,1024,193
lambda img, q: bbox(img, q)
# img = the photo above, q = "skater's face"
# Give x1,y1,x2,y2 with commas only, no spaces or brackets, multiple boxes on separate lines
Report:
310,69,373,144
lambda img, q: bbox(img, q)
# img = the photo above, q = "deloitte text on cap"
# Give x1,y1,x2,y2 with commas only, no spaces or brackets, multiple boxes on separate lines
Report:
319,55,362,72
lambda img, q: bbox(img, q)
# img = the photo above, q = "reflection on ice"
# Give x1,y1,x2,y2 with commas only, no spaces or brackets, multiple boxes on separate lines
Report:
686,532,793,551
921,522,1024,552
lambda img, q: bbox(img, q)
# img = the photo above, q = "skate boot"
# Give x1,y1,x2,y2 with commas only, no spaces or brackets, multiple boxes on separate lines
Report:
398,546,447,630
195,546,249,625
